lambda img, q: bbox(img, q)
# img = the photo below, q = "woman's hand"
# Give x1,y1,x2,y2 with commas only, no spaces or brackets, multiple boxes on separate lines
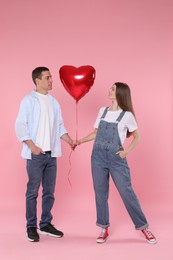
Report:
116,130,140,159
76,140,82,145
70,140,77,150
116,150,127,159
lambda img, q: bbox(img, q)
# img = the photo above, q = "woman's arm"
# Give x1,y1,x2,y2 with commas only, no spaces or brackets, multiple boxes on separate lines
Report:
77,129,98,145
116,129,140,159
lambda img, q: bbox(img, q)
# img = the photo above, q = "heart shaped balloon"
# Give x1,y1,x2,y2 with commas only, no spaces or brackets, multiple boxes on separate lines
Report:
59,65,96,102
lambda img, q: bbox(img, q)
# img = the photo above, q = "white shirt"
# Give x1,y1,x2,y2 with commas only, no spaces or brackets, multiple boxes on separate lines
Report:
94,107,138,144
35,92,51,151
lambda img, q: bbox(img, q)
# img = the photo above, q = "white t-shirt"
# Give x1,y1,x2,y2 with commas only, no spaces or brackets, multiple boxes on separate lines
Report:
35,92,52,151
94,107,138,144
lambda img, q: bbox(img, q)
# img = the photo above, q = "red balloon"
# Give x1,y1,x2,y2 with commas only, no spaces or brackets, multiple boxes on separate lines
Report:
59,65,96,102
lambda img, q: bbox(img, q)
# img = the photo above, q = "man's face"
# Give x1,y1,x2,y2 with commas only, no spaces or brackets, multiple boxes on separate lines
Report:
36,70,53,93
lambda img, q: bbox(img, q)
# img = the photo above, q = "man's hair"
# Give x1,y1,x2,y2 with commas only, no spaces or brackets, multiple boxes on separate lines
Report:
32,67,49,85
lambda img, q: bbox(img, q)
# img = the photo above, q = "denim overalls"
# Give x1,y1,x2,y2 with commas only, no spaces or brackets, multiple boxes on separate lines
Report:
91,108,148,230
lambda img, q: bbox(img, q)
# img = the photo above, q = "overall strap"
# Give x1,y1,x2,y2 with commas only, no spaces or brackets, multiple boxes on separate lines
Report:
101,107,109,119
116,111,126,122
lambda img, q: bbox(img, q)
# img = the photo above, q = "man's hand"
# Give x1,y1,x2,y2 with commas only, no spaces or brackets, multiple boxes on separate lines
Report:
31,145,45,155
70,140,77,151
24,140,45,155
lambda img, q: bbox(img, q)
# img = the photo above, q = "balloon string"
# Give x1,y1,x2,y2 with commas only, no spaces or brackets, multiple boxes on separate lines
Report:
76,101,78,141
67,101,79,188
67,150,72,188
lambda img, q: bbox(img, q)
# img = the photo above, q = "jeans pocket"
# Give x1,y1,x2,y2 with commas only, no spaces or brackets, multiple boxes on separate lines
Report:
31,153,42,160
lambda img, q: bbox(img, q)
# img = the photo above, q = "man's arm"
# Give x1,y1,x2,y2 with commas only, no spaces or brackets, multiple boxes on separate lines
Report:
61,133,77,150
24,140,45,154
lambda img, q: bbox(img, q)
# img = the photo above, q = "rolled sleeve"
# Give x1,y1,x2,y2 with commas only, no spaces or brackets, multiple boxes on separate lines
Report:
15,99,31,142
59,112,68,137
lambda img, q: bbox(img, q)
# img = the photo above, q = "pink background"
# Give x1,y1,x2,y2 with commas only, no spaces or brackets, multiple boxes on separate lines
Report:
0,0,173,259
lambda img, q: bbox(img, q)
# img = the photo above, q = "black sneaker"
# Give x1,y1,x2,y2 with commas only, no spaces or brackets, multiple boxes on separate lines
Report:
39,223,64,238
27,227,40,242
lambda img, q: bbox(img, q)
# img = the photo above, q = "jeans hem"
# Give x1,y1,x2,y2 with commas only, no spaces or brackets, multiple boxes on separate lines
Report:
26,225,37,228
96,222,110,228
135,223,149,230
39,222,51,229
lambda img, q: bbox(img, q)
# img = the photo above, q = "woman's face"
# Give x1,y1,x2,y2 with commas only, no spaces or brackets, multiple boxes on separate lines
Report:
108,85,116,100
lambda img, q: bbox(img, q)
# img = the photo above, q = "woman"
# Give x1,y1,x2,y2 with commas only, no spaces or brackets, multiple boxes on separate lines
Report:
77,82,157,244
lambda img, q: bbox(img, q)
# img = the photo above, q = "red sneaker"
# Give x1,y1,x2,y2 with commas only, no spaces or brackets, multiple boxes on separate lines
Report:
142,228,157,244
96,228,109,243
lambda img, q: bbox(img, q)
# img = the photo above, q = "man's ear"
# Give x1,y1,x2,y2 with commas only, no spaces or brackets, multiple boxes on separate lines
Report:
35,78,40,86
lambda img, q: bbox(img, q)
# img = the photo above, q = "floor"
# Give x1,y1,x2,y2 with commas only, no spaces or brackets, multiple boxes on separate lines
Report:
1,196,172,260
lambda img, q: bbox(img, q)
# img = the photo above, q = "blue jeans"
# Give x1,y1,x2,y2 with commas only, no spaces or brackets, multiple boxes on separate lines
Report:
26,152,57,228
91,143,148,230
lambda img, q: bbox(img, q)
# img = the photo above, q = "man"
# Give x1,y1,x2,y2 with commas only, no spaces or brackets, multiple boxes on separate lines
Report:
15,67,76,242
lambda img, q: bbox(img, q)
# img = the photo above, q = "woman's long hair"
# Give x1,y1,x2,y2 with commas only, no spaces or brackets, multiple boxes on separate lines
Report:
114,82,136,137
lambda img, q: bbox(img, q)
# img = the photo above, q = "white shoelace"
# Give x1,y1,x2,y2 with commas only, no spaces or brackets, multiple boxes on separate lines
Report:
144,229,154,238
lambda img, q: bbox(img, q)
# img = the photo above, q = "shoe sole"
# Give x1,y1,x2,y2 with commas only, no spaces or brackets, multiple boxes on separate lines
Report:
38,230,63,238
146,239,157,244
96,236,109,243
26,235,39,242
